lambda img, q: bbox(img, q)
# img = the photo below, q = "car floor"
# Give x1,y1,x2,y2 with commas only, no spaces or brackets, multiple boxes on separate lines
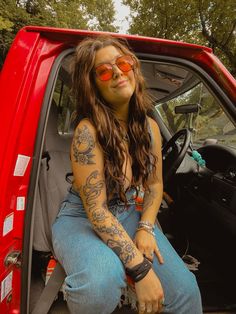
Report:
179,236,236,313
158,201,236,314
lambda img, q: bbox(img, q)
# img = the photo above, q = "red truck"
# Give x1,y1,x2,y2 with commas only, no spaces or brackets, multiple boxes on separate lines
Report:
0,26,235,314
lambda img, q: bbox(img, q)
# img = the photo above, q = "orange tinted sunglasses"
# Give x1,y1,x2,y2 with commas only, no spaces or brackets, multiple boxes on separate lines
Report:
94,55,135,81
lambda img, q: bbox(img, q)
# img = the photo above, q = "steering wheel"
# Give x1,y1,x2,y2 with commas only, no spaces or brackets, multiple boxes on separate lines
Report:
162,128,191,184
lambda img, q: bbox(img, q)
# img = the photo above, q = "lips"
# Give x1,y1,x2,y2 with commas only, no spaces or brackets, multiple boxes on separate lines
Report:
113,80,128,88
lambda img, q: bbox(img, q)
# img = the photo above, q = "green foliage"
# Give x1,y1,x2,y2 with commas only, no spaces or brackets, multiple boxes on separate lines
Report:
0,0,117,67
123,0,236,76
0,16,14,30
85,0,117,31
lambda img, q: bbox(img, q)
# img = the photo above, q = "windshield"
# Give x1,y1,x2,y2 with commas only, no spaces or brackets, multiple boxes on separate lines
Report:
155,80,236,149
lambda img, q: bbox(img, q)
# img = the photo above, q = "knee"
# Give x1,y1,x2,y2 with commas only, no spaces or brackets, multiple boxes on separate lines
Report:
175,272,202,313
164,270,202,314
65,269,125,314
185,273,201,299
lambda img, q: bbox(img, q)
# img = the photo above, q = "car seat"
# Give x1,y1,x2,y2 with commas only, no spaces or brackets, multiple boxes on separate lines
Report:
32,101,71,314
31,103,164,314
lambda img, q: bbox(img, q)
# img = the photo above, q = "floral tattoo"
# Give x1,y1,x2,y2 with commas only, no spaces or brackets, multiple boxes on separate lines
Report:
107,239,137,265
73,125,95,164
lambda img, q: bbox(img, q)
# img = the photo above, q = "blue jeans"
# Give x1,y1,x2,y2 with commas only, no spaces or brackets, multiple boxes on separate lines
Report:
52,188,202,314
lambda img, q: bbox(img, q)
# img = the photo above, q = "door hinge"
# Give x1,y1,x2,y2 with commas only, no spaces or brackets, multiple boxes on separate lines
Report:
4,251,21,268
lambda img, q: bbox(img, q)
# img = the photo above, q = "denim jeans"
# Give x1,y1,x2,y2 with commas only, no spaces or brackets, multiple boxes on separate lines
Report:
52,188,202,314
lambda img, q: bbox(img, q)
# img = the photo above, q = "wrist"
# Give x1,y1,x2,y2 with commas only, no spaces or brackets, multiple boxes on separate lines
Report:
139,220,154,229
126,252,144,269
136,227,155,237
126,257,152,282
136,220,155,236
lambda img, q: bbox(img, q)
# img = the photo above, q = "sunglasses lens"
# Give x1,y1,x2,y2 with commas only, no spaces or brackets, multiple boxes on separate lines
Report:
95,55,134,81
117,56,134,72
96,64,113,81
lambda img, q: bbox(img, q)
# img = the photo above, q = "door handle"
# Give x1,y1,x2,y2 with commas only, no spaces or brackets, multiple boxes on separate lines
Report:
4,251,21,268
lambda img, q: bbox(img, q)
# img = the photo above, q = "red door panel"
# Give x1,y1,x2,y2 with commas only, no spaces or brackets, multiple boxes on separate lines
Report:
0,29,64,313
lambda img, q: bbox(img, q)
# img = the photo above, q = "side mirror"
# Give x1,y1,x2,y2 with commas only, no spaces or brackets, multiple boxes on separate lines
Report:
175,103,200,114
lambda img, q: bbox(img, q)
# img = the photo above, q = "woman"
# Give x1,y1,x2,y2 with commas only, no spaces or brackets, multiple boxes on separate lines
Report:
52,36,202,314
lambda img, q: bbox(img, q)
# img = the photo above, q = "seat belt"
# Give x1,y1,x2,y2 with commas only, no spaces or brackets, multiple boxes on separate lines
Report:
31,262,66,314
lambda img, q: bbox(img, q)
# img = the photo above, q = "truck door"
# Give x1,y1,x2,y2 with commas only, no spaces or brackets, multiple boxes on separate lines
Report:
0,28,64,314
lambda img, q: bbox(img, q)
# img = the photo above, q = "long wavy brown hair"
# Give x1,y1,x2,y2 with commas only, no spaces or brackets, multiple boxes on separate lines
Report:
71,35,157,201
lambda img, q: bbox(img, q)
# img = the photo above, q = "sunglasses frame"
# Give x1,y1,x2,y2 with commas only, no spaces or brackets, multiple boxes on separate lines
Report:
94,54,135,81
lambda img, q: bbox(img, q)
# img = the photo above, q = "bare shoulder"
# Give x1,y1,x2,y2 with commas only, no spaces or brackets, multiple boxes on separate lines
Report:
74,118,97,139
147,116,162,150
147,116,161,137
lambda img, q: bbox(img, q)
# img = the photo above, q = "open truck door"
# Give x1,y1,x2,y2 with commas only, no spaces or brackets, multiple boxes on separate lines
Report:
0,27,69,313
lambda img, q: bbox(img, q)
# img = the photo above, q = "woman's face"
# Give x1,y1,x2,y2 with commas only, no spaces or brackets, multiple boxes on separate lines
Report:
94,45,136,109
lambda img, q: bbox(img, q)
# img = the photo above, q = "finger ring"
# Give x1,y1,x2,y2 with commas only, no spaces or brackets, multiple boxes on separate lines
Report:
150,252,154,257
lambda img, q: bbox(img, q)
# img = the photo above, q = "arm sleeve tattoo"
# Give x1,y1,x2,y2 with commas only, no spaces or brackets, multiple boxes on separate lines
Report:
80,170,137,266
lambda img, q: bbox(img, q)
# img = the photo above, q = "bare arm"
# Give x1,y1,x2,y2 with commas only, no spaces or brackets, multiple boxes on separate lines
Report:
134,117,164,264
71,120,143,267
141,117,163,224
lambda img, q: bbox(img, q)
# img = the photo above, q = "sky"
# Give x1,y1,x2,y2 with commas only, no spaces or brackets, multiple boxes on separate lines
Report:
113,0,130,33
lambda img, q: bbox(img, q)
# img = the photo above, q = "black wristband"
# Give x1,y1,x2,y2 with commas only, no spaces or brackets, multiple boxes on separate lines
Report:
126,257,152,282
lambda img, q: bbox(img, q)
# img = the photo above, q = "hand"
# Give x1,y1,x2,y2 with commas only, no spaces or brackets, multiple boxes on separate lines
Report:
134,229,164,264
135,268,165,313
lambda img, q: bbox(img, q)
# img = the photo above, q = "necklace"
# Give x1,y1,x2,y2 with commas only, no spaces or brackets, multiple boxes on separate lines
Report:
116,118,129,141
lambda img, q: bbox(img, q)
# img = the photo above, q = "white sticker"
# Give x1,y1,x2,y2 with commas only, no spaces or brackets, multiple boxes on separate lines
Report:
1,271,13,301
3,213,14,236
13,154,30,177
16,197,25,211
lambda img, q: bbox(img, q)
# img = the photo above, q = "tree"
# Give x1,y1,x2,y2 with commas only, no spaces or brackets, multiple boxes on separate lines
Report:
0,0,117,68
84,0,117,31
197,0,236,75
123,0,236,76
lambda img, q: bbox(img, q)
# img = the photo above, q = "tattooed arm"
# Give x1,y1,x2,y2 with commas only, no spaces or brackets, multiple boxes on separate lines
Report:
71,119,143,267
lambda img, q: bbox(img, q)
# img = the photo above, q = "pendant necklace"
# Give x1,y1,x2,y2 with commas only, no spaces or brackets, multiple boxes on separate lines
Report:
117,118,129,142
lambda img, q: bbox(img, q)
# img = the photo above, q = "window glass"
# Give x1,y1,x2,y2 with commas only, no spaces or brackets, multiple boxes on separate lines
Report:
52,56,76,135
149,63,236,149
